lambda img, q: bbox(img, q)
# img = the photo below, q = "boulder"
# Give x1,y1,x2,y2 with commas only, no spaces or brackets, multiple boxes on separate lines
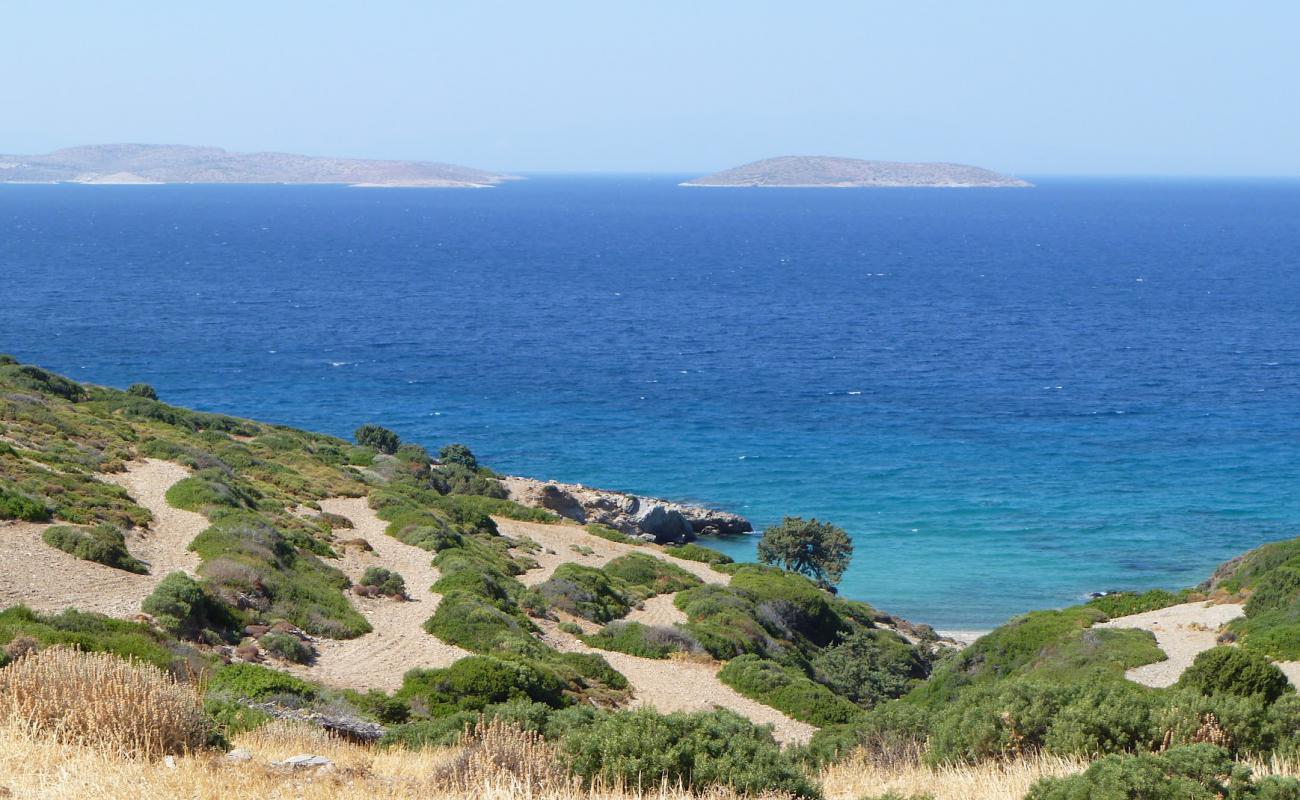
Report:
274,754,333,770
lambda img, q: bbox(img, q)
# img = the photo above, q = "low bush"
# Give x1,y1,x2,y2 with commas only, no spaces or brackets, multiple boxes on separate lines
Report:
664,542,734,565
535,564,632,623
0,646,208,756
165,468,259,512
601,552,701,597
581,621,701,659
141,572,232,640
397,655,568,716
810,629,929,708
718,654,864,726
438,443,479,470
126,383,159,400
258,631,313,663
359,566,407,598
562,707,818,798
1024,744,1300,799
354,424,400,454
1179,646,1293,703
0,485,50,521
42,523,146,573
206,662,319,704
584,523,636,544
1087,588,1192,618
0,605,202,673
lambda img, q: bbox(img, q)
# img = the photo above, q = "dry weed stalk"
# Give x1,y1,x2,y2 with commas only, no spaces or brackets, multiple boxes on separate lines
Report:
0,646,207,757
431,717,573,793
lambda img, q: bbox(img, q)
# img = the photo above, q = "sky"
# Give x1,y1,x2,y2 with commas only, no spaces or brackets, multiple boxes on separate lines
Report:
2,2,1298,176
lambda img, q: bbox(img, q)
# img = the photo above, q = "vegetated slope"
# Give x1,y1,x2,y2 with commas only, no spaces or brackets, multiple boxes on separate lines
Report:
0,144,516,187
682,155,1033,187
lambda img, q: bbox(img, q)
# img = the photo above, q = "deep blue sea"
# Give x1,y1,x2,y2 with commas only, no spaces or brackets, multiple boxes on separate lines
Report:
3,177,1299,629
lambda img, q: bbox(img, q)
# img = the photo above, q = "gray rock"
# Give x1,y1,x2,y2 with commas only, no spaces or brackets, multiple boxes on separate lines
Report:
225,748,253,763
275,754,333,770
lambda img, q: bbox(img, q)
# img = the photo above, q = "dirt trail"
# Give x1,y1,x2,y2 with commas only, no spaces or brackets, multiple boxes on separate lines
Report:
533,617,814,745
1096,602,1246,687
284,497,468,691
494,518,730,587
623,593,688,627
0,459,204,617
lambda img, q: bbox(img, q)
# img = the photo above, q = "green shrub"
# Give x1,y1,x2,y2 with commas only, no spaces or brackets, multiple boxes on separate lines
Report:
0,485,50,521
347,689,410,724
718,655,864,726
354,424,400,454
258,631,313,663
563,707,818,798
601,553,701,597
424,592,542,655
397,655,568,716
582,621,701,659
126,383,159,400
206,662,320,703
1179,647,1293,703
437,443,479,471
811,629,929,708
0,605,203,673
1088,588,1192,618
165,469,259,512
203,699,271,739
664,543,734,565
535,564,632,623
430,463,506,498
42,524,146,573
1024,744,1300,799
142,572,233,640
359,566,407,598
190,514,369,638
803,701,933,766
584,524,635,544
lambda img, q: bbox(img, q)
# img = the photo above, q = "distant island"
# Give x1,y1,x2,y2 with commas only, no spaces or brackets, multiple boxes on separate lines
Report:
0,143,516,188
682,155,1032,188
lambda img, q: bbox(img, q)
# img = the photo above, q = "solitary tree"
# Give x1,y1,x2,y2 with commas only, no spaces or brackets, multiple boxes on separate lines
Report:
354,424,400,455
127,382,158,401
757,516,853,589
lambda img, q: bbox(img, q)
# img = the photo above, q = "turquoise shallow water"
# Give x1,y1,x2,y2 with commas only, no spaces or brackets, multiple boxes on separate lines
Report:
2,176,1299,628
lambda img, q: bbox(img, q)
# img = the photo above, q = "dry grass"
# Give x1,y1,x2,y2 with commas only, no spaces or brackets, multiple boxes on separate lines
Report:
430,717,574,792
0,647,207,758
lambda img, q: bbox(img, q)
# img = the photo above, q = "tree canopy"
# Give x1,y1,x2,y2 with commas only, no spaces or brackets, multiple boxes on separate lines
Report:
756,516,853,589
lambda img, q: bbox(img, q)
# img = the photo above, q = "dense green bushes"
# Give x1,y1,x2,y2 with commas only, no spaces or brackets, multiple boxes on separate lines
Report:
1211,537,1300,659
581,620,702,659
358,566,407,598
398,655,569,716
258,631,313,663
0,605,204,673
664,542,734,565
165,468,260,512
190,513,369,638
0,485,49,521
1025,744,1300,799
1179,647,1293,703
718,655,865,726
354,424,400,454
810,629,929,708
142,572,234,640
1087,588,1193,618
562,708,818,799
206,662,320,703
42,523,146,573
602,552,701,597
536,564,634,623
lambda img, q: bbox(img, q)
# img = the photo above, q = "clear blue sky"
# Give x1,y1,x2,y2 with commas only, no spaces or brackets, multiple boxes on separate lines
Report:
3,2,1297,176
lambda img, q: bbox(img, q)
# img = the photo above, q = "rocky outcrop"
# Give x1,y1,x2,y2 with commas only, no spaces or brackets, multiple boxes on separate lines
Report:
502,476,752,544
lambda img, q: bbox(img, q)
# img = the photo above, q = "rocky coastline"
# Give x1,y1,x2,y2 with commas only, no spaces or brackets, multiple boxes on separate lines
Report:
501,475,752,544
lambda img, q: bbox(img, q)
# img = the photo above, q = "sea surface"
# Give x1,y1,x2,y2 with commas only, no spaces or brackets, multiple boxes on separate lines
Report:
3,177,1299,629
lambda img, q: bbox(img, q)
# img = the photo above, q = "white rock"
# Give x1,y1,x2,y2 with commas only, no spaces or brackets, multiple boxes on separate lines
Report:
275,754,333,769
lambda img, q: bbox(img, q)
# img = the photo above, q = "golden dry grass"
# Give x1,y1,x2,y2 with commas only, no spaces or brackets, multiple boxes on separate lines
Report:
0,646,207,757
0,718,1297,800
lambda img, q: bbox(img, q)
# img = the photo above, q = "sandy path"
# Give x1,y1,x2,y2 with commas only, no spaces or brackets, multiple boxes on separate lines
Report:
1096,602,1245,687
534,617,815,745
0,459,205,617
283,497,469,691
495,518,729,587
623,593,688,627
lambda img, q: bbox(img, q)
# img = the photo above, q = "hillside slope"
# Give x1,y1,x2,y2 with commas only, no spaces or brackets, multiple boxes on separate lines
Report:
683,155,1032,187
